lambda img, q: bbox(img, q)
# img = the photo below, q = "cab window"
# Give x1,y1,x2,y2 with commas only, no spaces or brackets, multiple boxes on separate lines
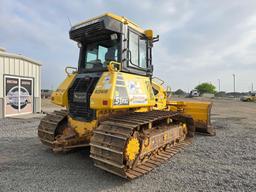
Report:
80,38,119,71
139,39,147,68
128,30,147,69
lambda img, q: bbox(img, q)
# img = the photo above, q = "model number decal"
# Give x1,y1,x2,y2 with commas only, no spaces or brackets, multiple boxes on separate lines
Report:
114,97,129,105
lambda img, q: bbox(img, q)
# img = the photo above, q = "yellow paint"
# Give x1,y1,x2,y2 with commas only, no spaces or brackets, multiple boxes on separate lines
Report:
68,117,97,140
125,137,140,161
152,77,211,128
51,13,212,148
52,67,211,145
181,123,188,137
90,71,155,110
140,124,184,156
59,71,211,140
71,12,151,36
152,80,167,110
145,29,153,39
107,61,122,72
51,73,76,107
134,107,151,112
163,133,168,141
151,78,212,130
168,100,212,129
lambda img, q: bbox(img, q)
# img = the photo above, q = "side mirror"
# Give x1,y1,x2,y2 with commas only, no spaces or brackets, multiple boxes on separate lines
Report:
153,35,159,43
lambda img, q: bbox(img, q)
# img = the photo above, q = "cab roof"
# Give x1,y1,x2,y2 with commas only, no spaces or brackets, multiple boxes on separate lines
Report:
71,12,145,34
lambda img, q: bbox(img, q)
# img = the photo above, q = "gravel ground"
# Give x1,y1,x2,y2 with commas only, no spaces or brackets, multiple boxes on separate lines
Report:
0,99,256,192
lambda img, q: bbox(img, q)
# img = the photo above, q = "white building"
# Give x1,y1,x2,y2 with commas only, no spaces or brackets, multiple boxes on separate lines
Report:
0,47,41,117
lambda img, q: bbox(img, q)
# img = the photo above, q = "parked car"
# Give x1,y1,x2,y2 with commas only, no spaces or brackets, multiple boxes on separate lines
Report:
189,89,200,97
240,92,256,102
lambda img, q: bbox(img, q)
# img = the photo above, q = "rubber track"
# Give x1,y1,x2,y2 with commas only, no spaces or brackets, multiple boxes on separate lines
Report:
38,110,67,148
90,110,192,179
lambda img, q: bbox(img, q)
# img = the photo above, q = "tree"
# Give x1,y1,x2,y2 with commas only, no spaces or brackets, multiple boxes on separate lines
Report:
195,83,216,94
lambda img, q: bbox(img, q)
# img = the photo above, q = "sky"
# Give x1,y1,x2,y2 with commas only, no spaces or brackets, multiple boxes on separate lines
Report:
0,0,256,92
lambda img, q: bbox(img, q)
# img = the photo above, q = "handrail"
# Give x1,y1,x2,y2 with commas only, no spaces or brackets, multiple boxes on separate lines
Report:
107,61,121,72
152,76,165,85
152,76,171,94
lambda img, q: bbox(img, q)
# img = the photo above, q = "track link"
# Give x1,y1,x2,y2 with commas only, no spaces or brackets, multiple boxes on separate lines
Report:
90,110,193,179
38,110,67,148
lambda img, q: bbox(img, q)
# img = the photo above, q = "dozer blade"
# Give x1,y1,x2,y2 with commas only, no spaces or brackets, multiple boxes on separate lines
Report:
195,124,215,136
167,100,216,136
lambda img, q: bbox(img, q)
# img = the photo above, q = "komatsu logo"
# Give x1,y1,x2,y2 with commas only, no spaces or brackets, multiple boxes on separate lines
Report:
73,92,87,103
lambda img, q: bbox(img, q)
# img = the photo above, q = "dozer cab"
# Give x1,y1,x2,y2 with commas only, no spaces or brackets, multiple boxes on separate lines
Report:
38,13,215,179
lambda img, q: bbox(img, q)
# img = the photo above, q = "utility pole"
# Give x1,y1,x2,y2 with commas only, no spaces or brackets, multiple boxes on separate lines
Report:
252,82,254,92
232,74,236,93
217,79,221,92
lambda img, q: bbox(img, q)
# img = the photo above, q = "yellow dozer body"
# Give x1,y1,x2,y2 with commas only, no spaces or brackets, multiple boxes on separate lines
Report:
38,13,215,179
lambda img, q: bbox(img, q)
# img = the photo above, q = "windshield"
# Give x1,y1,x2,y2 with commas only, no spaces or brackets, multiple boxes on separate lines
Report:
80,38,120,71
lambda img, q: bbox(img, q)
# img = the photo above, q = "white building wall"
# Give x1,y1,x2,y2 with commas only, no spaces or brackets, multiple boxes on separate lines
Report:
0,50,41,117
0,56,3,99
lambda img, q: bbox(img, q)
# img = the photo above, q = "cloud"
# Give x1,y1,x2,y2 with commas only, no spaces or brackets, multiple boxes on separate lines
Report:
0,0,256,92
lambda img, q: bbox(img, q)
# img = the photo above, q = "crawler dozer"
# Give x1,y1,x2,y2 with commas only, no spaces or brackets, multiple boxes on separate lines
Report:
38,13,215,179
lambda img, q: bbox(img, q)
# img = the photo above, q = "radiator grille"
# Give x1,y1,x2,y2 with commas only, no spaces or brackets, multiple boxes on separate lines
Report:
68,76,99,121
